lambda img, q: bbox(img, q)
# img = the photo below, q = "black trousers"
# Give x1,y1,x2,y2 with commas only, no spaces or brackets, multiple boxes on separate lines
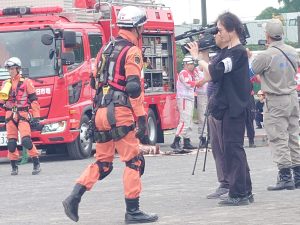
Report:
245,95,255,140
255,113,263,127
222,110,252,198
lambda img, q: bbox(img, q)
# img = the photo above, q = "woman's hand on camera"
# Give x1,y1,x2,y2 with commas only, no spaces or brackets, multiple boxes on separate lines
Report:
185,42,199,60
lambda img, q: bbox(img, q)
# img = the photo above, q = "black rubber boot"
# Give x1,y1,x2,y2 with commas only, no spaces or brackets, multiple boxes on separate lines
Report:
293,166,300,189
199,136,207,148
32,157,41,175
125,197,158,224
267,168,295,191
183,138,196,150
248,138,256,148
170,136,182,152
62,183,86,222
10,160,18,176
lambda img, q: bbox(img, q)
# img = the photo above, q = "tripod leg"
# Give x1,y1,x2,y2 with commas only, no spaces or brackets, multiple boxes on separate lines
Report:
202,116,210,171
202,138,209,172
192,105,209,175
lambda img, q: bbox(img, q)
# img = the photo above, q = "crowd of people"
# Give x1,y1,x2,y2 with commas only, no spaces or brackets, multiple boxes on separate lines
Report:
1,4,300,224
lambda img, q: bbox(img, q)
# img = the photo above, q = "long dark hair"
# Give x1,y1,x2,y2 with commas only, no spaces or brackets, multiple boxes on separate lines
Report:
217,12,243,38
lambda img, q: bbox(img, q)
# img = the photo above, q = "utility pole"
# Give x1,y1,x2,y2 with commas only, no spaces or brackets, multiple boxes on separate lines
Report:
201,0,207,26
298,16,300,46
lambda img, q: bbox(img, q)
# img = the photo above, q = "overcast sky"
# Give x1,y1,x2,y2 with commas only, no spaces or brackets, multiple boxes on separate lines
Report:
156,0,281,24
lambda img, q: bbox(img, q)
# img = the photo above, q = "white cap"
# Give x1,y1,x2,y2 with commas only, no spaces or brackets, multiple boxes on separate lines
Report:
183,55,194,64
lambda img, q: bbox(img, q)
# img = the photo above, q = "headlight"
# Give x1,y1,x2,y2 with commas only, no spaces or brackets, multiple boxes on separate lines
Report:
41,121,67,134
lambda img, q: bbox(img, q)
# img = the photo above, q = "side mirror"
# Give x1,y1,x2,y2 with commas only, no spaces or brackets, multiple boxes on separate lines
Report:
61,52,75,65
41,34,53,45
63,31,76,48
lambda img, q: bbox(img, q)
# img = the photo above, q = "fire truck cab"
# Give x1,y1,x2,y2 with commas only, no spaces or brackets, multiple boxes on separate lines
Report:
0,0,179,159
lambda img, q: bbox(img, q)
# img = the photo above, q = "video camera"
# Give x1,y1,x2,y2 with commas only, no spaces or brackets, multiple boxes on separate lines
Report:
176,24,250,54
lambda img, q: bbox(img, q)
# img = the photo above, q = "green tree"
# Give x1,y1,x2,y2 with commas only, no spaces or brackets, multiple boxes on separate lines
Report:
278,0,300,12
176,44,184,72
255,7,278,20
256,0,300,20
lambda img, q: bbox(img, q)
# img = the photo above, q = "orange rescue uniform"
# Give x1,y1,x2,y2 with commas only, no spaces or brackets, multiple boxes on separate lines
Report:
76,29,145,198
0,74,40,160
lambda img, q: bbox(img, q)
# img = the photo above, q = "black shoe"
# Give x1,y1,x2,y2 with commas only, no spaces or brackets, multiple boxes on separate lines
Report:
256,126,262,129
173,149,192,154
218,196,249,206
199,136,207,148
267,168,295,191
248,139,256,148
10,160,18,176
32,157,41,175
62,183,86,222
125,198,158,224
170,136,182,152
248,193,255,203
292,166,300,189
206,187,229,199
249,143,256,148
183,138,196,150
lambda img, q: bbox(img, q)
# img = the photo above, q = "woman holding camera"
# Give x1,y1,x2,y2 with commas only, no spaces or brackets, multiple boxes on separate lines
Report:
186,12,253,206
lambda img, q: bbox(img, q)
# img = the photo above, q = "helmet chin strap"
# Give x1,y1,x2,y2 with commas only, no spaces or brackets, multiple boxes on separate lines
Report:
135,27,140,39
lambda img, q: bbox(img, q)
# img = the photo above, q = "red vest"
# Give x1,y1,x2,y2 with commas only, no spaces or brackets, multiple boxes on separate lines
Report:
5,78,30,109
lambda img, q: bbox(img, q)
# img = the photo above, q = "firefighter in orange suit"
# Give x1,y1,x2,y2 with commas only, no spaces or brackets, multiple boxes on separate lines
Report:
0,57,41,175
63,6,158,224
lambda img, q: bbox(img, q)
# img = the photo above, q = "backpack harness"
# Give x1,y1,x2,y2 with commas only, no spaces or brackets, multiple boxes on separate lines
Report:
92,37,136,143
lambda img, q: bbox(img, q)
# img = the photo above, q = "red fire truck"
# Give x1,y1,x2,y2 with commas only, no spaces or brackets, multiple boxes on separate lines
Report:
0,0,179,159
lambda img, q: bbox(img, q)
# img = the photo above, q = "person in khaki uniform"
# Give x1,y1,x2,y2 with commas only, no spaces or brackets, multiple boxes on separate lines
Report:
251,19,300,191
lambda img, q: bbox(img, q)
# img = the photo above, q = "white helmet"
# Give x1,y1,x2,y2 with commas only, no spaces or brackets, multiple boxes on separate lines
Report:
117,6,147,28
257,90,264,95
183,55,194,64
4,57,22,68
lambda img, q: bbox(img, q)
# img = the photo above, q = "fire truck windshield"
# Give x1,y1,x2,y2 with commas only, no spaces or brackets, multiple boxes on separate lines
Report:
0,29,56,80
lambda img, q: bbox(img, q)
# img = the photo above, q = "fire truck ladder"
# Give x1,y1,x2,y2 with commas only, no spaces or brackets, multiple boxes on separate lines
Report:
98,0,167,9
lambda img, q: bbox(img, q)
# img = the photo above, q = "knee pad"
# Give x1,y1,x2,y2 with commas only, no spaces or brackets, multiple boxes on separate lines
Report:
125,154,145,176
7,139,17,153
96,161,113,180
21,136,33,150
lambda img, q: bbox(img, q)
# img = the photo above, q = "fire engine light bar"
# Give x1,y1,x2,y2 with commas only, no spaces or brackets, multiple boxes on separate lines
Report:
0,6,63,16
2,7,30,16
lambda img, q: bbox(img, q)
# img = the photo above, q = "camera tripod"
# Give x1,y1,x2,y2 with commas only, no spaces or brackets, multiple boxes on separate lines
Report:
192,105,210,175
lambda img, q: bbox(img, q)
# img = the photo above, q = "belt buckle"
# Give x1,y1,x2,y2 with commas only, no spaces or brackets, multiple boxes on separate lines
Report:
12,106,17,113
103,86,110,95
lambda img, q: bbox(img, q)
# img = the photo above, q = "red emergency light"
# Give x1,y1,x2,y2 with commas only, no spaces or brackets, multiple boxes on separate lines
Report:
0,6,63,16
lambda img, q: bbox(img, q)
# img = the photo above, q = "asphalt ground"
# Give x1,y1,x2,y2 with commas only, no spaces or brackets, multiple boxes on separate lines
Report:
0,126,299,225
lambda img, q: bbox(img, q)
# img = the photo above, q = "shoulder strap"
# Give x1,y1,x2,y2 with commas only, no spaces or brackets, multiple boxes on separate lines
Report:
272,46,297,73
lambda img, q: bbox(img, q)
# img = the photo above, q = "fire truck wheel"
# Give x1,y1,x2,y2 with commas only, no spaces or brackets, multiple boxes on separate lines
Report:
67,115,92,159
147,109,157,145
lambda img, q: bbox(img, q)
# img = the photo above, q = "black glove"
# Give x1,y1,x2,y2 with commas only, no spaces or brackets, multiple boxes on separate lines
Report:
135,116,149,144
85,119,94,141
90,75,96,90
29,117,40,130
